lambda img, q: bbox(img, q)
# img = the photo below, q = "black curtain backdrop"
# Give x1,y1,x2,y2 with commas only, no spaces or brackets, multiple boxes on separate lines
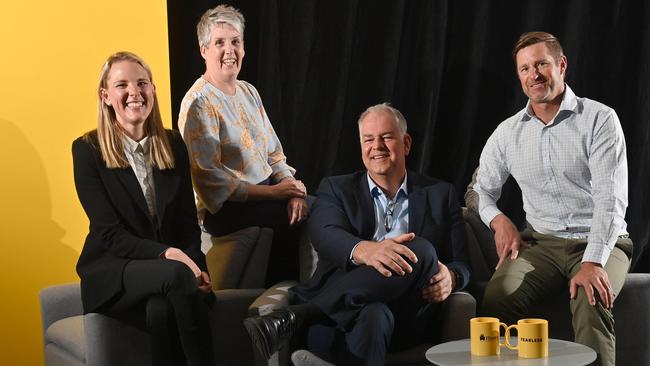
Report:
167,0,650,272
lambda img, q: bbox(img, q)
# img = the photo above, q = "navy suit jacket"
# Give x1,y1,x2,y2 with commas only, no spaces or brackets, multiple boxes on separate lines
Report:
292,170,470,302
72,130,205,313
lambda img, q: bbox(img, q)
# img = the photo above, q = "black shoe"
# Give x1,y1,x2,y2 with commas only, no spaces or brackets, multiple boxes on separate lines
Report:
243,309,297,360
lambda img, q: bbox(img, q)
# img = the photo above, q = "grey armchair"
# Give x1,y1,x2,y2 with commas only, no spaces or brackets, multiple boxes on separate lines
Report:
247,226,477,366
40,283,264,366
40,226,274,366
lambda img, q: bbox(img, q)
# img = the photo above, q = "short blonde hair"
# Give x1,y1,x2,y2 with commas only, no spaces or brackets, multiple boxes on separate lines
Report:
87,51,174,169
197,4,245,48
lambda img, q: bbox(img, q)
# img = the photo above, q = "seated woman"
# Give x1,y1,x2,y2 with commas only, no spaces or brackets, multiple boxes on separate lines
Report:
178,5,309,284
73,51,214,366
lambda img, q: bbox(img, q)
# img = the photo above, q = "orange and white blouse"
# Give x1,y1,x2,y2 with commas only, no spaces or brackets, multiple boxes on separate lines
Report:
178,78,295,216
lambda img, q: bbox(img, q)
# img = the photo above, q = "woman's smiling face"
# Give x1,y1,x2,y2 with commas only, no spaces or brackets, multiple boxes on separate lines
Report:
101,60,155,130
201,22,245,83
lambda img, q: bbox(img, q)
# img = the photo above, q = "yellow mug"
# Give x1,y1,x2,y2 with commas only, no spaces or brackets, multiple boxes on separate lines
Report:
504,318,549,358
470,317,507,356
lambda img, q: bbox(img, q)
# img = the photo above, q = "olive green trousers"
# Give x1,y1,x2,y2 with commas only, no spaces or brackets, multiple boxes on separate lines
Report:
482,231,632,366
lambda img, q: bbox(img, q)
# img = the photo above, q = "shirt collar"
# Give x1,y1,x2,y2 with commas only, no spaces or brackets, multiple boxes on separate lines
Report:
122,134,150,154
367,172,408,200
522,84,579,123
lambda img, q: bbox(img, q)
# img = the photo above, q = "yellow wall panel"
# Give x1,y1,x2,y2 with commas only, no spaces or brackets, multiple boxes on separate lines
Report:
0,1,171,364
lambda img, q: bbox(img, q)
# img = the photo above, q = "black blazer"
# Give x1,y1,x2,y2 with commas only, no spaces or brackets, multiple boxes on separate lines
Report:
292,170,470,301
72,130,204,313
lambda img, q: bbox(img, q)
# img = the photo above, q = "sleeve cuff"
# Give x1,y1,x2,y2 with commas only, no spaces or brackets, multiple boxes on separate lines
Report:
230,181,249,202
349,241,362,266
272,170,295,183
582,242,612,267
446,263,468,291
479,205,503,230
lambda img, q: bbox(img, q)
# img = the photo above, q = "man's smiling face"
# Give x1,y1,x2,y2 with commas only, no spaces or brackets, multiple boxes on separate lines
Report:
359,110,411,182
516,42,566,105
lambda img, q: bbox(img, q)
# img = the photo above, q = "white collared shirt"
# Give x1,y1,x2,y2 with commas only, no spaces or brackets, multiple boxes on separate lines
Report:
475,85,628,265
122,135,156,217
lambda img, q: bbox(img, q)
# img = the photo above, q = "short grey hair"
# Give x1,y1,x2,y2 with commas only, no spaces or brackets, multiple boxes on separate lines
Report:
197,4,245,48
358,103,408,135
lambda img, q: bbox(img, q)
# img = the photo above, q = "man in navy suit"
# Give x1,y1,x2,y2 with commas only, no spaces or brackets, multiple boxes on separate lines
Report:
245,103,470,365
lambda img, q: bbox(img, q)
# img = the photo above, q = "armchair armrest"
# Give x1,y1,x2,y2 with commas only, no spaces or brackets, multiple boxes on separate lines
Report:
212,289,266,366
439,291,476,342
84,313,150,366
39,282,83,336
614,273,650,366
248,281,298,316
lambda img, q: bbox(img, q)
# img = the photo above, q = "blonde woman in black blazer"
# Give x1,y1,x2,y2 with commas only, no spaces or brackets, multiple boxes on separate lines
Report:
73,51,213,366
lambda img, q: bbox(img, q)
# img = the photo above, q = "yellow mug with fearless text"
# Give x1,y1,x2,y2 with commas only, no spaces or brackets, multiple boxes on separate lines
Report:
470,317,507,356
505,318,549,358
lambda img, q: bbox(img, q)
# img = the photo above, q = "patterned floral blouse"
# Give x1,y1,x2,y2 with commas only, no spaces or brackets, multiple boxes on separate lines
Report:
178,78,295,215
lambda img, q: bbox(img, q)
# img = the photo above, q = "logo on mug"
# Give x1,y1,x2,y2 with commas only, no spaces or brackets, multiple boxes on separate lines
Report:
480,334,497,342
521,337,543,343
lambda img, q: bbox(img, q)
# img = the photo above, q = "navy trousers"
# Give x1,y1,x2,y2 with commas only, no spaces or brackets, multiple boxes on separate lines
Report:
304,237,440,365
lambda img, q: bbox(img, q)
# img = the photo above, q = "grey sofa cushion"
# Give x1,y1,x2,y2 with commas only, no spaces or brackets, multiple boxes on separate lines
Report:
45,343,84,366
45,315,86,361
206,226,272,290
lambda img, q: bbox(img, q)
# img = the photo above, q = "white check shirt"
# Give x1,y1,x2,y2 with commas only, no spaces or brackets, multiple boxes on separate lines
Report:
475,85,628,266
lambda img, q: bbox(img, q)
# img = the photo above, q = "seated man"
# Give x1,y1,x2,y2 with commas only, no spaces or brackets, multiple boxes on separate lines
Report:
473,32,632,366
245,103,470,365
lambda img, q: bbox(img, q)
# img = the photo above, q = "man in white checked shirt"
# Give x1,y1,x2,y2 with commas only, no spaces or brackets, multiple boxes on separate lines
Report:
474,32,632,366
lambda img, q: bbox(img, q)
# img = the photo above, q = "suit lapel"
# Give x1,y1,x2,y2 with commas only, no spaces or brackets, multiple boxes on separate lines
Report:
113,164,180,228
355,172,376,239
408,173,426,234
153,166,179,226
114,167,151,217
90,131,150,218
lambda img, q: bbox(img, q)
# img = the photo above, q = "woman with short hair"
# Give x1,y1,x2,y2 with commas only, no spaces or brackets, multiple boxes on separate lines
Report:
179,4,309,284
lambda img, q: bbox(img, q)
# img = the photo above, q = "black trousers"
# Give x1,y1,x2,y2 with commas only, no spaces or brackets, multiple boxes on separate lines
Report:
203,199,303,285
102,259,214,366
304,237,440,365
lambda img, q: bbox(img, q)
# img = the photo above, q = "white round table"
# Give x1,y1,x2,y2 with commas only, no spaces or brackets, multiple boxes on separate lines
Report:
426,338,596,365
